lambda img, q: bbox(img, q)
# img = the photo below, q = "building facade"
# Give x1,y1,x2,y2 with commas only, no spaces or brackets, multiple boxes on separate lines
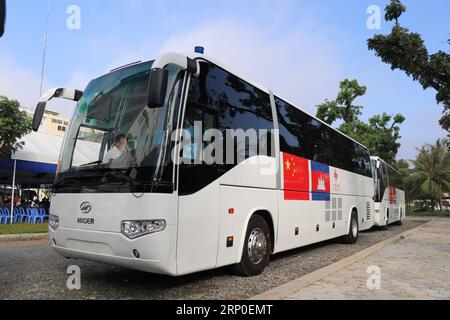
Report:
22,108,70,137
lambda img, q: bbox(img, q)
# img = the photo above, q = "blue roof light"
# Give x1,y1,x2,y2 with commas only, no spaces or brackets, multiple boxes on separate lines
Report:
195,46,205,54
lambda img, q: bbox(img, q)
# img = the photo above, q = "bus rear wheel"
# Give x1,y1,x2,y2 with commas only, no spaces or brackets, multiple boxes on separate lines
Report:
341,211,358,244
382,212,389,230
393,209,403,226
234,215,271,277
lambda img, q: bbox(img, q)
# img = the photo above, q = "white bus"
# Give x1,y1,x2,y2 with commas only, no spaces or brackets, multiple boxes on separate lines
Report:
371,156,405,228
32,51,374,276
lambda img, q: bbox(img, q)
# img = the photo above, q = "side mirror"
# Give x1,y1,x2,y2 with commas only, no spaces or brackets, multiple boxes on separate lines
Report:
32,102,47,132
32,87,83,132
0,0,5,38
147,68,168,108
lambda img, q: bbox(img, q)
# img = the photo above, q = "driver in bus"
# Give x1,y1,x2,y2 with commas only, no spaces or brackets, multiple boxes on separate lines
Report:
103,134,129,164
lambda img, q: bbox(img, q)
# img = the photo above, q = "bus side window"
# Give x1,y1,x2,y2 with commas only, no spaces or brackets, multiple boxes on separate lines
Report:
179,62,274,195
275,97,307,159
216,69,274,163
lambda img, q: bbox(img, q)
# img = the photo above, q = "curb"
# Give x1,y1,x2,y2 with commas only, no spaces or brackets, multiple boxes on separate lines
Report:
0,233,49,242
250,220,432,300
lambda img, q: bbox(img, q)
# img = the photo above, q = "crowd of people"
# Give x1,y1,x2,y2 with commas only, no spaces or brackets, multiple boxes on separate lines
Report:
0,194,50,211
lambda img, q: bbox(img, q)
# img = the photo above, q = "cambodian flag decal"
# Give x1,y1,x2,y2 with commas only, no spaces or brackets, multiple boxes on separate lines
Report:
311,161,331,201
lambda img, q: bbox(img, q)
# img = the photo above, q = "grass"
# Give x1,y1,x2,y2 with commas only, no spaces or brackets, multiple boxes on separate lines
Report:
406,210,450,218
0,223,48,235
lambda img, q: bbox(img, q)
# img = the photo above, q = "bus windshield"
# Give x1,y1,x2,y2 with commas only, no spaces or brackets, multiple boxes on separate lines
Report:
56,61,184,193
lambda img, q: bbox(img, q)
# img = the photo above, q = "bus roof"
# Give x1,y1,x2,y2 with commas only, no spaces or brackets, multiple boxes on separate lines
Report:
370,156,402,176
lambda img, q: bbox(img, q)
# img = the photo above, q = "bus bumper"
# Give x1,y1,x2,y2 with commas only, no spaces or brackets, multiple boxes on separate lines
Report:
49,225,178,276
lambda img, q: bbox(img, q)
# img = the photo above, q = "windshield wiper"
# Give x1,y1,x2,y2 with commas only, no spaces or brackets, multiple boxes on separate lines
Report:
53,172,107,189
107,169,138,186
79,160,103,168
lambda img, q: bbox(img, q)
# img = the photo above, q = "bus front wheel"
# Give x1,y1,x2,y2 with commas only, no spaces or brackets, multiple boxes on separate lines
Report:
234,215,271,277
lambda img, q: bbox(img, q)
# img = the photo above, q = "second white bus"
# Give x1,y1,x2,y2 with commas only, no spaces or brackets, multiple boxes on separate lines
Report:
371,156,405,228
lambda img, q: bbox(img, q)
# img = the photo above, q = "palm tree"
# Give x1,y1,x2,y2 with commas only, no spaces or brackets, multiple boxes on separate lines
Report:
411,139,450,211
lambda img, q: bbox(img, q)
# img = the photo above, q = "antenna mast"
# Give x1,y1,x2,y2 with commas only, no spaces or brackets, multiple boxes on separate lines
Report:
39,0,53,96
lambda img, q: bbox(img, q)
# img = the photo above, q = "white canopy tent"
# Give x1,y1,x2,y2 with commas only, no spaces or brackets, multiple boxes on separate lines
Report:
11,132,62,165
1,131,101,224
10,131,101,166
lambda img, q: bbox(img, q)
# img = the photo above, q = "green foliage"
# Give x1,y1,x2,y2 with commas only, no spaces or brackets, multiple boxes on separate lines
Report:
368,0,450,132
0,96,32,158
406,210,450,218
339,113,405,164
316,78,404,164
384,0,406,25
316,79,366,125
409,139,450,211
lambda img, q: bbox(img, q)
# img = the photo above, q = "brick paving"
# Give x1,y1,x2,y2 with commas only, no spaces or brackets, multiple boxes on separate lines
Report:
288,219,450,300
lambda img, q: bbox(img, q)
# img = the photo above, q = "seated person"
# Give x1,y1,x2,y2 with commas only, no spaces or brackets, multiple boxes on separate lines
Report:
103,134,128,164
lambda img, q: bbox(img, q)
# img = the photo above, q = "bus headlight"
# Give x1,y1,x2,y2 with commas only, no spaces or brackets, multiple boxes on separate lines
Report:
49,215,60,231
121,220,166,239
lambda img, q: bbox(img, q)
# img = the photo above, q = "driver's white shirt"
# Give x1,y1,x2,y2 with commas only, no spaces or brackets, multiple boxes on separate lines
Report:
103,146,122,163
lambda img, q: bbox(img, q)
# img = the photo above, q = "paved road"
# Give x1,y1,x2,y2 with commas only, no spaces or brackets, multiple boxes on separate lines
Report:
286,218,450,300
0,219,424,300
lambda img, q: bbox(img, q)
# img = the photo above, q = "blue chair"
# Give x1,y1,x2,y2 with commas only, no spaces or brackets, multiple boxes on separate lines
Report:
16,207,27,223
25,208,34,224
39,208,49,222
1,207,12,224
24,208,33,223
28,208,46,224
0,208,4,224
13,207,21,223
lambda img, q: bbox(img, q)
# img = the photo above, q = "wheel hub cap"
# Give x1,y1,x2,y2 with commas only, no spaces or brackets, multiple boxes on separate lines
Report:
248,228,267,264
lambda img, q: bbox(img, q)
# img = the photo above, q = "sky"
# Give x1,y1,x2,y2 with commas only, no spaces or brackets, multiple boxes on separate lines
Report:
0,0,449,160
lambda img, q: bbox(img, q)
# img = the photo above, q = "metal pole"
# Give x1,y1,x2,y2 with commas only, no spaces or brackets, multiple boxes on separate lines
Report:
10,159,16,225
39,0,52,96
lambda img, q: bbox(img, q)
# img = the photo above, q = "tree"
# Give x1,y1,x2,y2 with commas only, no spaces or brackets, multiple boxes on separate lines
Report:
339,113,405,164
384,0,406,25
316,79,366,125
410,139,450,211
0,96,32,158
394,159,422,211
368,0,450,132
316,79,405,164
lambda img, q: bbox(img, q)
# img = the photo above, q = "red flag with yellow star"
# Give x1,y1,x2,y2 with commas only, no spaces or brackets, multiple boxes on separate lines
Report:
283,153,310,200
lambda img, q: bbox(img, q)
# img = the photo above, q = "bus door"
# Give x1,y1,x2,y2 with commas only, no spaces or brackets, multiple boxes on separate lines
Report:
176,69,221,275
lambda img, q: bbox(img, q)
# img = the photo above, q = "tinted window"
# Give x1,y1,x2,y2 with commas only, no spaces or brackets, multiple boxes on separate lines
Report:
275,98,308,158
387,165,404,190
179,63,274,195
216,67,273,164
276,97,371,177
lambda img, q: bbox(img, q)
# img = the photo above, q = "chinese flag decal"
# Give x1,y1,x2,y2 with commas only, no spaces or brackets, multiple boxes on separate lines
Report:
283,153,310,200
389,186,397,204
